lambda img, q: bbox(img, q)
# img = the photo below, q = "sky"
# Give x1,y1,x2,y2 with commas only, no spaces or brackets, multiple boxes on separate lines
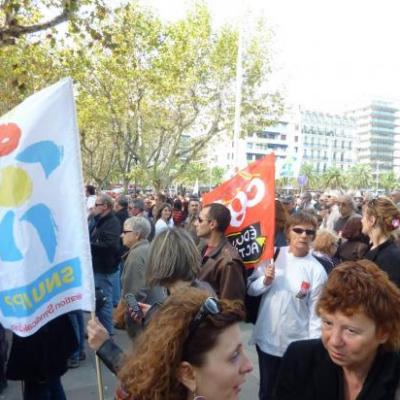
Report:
143,0,400,112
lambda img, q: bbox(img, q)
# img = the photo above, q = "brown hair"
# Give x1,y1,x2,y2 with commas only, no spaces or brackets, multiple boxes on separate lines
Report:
363,197,400,237
285,211,317,236
118,288,244,400
146,228,201,287
341,216,363,240
313,229,338,255
156,202,172,221
204,203,231,233
316,260,400,351
275,199,288,232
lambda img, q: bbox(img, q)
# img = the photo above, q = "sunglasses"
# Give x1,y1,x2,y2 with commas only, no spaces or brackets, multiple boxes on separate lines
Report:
95,203,104,207
292,227,316,236
122,230,133,234
187,297,221,340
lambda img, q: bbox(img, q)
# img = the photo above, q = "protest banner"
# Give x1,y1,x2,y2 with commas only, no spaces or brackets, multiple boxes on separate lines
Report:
0,78,94,336
203,154,275,268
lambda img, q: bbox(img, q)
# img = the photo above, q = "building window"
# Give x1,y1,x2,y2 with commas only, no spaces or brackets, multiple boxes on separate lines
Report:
295,136,298,142
281,134,287,140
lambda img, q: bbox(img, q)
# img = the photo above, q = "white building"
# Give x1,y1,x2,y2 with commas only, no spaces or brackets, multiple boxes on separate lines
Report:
300,110,356,173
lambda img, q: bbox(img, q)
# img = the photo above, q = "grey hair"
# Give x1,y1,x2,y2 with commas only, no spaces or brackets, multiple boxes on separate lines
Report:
117,195,129,208
124,216,151,239
131,198,145,211
338,194,356,210
98,194,114,208
146,228,201,287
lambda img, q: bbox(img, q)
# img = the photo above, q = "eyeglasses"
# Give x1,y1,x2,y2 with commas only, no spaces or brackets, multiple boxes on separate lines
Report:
187,297,221,339
95,203,104,207
122,230,133,234
292,227,316,236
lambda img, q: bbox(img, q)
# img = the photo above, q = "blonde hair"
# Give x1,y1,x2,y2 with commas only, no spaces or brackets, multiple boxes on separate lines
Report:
364,197,400,238
313,229,338,255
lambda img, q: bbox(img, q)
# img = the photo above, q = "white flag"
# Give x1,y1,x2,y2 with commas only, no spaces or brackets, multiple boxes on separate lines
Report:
192,178,199,195
0,78,95,336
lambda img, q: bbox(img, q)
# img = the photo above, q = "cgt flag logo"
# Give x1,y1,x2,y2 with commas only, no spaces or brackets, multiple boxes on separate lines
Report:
203,154,275,269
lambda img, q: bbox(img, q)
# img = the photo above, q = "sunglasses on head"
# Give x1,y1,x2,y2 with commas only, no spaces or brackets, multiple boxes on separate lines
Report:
292,227,316,236
187,297,221,340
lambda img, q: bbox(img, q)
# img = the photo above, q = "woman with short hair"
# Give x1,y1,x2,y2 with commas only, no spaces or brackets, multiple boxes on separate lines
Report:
276,260,400,400
362,197,400,286
312,228,340,274
87,228,212,374
117,287,253,400
248,212,327,400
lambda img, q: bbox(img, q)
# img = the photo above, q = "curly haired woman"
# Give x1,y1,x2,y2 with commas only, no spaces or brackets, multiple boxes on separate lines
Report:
276,260,400,400
362,197,400,287
116,287,253,400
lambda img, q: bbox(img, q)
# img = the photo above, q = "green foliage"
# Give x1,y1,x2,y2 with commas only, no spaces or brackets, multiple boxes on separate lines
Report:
0,0,103,47
379,171,398,192
321,166,346,189
345,164,372,190
64,1,283,189
300,163,320,189
0,1,283,190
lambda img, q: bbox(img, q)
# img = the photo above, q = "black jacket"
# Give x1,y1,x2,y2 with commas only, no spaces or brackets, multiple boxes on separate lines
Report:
365,239,400,287
275,339,400,400
7,314,77,381
90,212,121,274
115,208,129,228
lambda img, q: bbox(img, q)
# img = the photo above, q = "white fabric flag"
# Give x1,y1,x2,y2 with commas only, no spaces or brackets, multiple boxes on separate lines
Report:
0,77,95,336
192,179,199,196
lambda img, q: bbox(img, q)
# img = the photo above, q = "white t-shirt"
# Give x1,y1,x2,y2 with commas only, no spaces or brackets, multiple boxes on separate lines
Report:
154,218,174,236
248,246,327,357
86,195,96,214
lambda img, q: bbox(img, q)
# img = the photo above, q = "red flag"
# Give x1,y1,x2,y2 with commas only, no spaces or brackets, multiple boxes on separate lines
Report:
203,154,275,269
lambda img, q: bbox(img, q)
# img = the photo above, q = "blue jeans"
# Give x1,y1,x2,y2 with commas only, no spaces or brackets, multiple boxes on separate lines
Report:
94,272,114,335
68,310,85,360
111,263,122,307
23,376,66,400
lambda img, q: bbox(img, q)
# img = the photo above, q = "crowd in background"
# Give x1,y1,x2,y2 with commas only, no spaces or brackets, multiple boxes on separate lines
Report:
1,183,400,399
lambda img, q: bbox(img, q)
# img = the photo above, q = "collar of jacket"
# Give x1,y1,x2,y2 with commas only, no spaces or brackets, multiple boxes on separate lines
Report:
122,239,149,260
201,236,229,260
367,238,394,260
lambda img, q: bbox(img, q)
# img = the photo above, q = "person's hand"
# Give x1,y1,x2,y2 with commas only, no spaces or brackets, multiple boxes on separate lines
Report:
263,264,275,286
87,317,110,351
128,302,151,322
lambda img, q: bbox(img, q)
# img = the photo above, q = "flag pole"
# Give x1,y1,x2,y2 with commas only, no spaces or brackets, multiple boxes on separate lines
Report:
232,0,244,173
91,312,105,400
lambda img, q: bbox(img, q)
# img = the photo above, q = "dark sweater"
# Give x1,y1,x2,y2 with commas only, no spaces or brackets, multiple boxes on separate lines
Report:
365,239,400,287
275,339,400,400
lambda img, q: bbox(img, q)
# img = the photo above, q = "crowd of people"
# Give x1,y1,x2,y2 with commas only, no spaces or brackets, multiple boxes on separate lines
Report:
2,184,400,399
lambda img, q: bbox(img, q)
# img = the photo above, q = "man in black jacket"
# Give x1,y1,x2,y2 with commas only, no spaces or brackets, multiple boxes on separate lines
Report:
89,194,121,334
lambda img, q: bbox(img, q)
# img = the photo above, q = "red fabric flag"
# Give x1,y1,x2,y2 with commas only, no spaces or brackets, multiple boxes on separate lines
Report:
203,154,275,269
